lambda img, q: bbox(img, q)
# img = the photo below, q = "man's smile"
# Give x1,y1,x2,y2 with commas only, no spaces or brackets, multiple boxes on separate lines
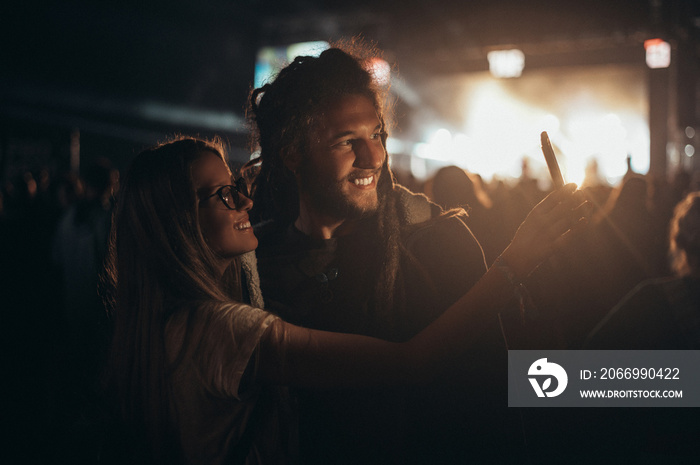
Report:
353,175,374,187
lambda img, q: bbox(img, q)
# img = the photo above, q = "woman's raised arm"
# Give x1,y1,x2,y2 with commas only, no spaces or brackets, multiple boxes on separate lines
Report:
257,184,588,388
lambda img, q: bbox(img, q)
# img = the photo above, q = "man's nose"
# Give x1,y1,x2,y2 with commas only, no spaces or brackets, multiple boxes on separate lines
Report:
354,139,385,170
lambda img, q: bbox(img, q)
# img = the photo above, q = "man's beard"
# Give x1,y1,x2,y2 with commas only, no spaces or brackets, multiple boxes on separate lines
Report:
298,162,382,221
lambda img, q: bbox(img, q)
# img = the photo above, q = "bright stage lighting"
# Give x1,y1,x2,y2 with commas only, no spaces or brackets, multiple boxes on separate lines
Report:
413,64,649,186
366,57,391,86
644,39,671,69
488,49,525,78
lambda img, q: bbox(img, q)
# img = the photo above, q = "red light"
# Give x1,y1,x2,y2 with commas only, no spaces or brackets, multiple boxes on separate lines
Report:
644,39,671,69
644,38,664,50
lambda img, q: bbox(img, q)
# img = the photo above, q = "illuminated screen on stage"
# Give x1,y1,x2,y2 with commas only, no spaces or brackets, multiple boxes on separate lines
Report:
254,41,330,88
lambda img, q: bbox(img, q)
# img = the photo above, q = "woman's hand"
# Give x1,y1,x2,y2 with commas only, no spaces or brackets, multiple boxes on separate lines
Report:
499,183,590,280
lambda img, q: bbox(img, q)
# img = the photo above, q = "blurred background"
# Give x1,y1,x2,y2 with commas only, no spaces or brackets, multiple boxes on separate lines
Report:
2,0,699,186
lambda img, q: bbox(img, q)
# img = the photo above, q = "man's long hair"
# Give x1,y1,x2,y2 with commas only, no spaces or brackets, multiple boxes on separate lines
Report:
103,136,241,461
246,42,409,336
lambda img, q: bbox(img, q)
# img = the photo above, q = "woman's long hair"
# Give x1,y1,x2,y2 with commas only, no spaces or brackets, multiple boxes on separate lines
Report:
104,136,240,461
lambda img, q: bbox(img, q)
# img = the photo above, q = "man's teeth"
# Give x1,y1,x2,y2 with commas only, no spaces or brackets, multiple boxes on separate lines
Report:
234,221,251,230
353,176,374,186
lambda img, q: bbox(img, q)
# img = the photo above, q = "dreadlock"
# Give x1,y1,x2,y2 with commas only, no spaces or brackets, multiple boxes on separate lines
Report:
246,40,408,335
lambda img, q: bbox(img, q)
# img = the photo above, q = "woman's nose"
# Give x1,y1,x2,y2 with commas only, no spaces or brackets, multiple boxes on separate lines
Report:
237,193,253,212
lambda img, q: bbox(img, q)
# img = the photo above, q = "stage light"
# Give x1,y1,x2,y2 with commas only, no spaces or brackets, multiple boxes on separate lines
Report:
430,128,452,148
366,57,391,86
487,49,525,78
540,114,561,134
254,41,329,88
644,39,671,69
385,137,405,154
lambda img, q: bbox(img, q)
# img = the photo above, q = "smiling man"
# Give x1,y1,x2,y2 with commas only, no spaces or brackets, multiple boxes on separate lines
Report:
246,44,504,464
294,93,385,237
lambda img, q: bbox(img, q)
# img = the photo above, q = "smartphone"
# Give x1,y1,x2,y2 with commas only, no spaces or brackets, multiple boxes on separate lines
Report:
540,131,565,188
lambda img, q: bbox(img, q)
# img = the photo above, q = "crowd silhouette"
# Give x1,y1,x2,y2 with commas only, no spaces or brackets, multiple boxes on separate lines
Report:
400,163,697,349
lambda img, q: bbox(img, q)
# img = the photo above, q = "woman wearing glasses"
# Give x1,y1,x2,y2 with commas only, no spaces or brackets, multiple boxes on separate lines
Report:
106,136,586,464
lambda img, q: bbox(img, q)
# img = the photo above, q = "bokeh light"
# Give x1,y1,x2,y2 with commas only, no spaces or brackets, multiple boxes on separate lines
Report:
366,57,392,86
405,64,648,186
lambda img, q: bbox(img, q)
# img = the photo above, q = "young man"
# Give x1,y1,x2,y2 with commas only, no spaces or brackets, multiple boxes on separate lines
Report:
247,45,515,463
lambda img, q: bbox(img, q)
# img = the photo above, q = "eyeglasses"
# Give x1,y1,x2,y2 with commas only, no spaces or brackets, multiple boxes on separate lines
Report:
201,177,250,210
